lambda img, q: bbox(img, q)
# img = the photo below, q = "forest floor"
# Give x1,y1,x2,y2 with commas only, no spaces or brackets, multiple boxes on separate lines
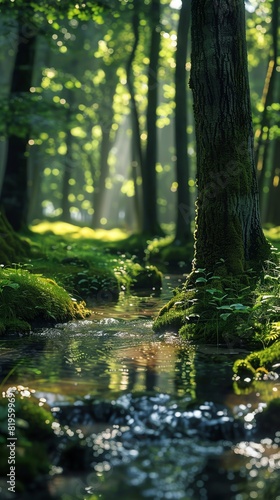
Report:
0,220,279,339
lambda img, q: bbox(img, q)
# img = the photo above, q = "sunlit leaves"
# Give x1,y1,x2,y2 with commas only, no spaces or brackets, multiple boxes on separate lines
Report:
70,126,87,138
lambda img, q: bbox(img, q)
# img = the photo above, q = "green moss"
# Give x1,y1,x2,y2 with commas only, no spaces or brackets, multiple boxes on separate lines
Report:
0,212,30,265
233,341,280,378
153,290,196,333
0,267,89,334
232,359,256,378
154,248,279,348
130,264,162,290
247,341,280,371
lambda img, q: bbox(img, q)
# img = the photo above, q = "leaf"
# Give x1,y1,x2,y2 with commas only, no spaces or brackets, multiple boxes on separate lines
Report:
230,303,249,310
216,305,233,310
261,295,276,302
220,313,231,321
7,282,20,289
206,288,221,295
195,277,207,283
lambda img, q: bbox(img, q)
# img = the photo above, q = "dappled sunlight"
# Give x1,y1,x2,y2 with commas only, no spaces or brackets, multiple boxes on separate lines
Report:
30,220,129,241
263,226,280,250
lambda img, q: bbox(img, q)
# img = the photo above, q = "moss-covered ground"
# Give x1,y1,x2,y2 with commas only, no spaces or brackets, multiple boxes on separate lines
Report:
1,216,279,359
0,219,167,333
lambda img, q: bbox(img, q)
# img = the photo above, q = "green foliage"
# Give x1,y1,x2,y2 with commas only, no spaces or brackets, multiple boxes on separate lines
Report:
27,222,163,299
154,251,280,347
233,341,280,376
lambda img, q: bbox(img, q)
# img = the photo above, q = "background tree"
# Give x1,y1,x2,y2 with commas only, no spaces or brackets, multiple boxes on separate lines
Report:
254,0,280,220
0,11,37,230
142,0,162,235
174,0,192,244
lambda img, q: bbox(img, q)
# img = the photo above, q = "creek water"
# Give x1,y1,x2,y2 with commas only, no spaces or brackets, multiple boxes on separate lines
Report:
0,275,279,500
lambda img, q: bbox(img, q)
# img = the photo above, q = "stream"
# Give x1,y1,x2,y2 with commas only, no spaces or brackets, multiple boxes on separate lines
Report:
0,275,279,500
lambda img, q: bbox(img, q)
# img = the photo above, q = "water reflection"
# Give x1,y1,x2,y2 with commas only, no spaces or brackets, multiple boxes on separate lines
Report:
1,318,197,401
0,276,279,500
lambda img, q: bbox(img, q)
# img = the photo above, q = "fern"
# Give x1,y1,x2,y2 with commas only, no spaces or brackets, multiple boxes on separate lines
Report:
265,325,280,345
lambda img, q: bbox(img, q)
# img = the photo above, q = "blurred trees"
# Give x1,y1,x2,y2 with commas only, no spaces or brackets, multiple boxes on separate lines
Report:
0,0,279,236
254,0,280,225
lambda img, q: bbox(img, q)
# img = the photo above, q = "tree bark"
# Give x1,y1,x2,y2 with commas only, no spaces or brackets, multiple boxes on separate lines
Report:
174,0,192,243
126,1,144,231
0,24,36,231
189,0,270,275
92,125,111,228
142,0,163,235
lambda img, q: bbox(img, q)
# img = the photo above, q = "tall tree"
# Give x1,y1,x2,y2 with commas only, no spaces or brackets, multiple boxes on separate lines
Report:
0,21,36,230
125,0,144,231
174,0,192,243
189,0,270,276
154,0,271,341
142,0,162,235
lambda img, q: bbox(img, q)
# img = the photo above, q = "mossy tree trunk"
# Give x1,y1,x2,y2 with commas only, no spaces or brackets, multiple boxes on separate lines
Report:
153,0,271,342
0,212,29,264
189,0,270,276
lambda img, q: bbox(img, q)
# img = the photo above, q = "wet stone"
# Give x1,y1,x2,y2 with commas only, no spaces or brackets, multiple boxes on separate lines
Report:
53,394,246,444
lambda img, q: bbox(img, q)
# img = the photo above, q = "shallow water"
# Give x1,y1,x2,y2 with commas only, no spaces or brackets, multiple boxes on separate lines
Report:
0,276,279,500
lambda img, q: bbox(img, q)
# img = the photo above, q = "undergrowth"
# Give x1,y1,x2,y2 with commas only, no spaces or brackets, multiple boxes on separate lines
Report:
154,251,280,350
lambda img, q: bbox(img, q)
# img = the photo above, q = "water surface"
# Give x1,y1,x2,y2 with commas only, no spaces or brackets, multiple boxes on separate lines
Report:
0,276,279,499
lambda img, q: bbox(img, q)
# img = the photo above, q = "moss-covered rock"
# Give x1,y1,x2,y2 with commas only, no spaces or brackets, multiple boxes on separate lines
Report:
0,267,89,334
233,341,280,379
130,264,162,290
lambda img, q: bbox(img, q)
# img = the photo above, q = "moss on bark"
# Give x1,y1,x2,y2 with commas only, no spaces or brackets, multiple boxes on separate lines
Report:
153,0,272,345
0,212,29,264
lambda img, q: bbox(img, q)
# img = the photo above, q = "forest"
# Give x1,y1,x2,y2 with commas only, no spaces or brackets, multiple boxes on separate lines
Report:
0,0,280,499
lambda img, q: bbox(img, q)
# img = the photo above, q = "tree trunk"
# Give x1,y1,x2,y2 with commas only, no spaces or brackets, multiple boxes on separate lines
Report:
255,0,279,215
61,105,74,224
189,0,270,275
142,0,163,236
265,137,280,226
174,0,192,243
126,1,144,231
92,125,111,228
0,25,36,231
61,131,73,224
